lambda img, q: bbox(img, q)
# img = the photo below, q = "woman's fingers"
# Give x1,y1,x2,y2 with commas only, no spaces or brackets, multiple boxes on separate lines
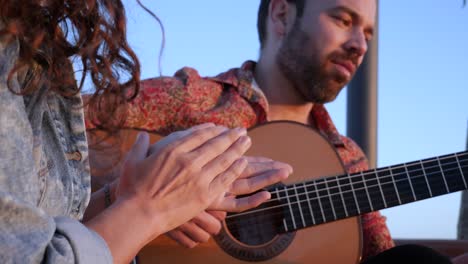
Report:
209,157,248,196
209,191,272,212
147,125,227,158
199,134,251,184
189,128,248,167
230,168,290,195
125,132,150,165
240,159,293,179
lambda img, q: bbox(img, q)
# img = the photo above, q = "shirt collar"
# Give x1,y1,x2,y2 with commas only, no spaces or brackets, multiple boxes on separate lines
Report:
208,60,345,147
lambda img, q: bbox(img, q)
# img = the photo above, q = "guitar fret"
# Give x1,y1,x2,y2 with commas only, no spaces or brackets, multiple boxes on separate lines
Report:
338,176,359,216
420,161,434,197
324,178,337,220
283,218,289,232
349,174,361,215
284,188,297,230
337,177,349,217
361,171,374,212
275,187,292,232
315,181,327,223
303,182,317,225
389,167,402,205
392,165,414,204
407,162,431,200
436,156,450,193
363,170,385,211
460,155,468,183
455,154,468,189
308,181,325,224
293,184,307,228
375,168,388,208
404,164,417,201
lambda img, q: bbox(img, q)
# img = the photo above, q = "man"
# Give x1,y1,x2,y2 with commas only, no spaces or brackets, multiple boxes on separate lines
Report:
87,0,455,263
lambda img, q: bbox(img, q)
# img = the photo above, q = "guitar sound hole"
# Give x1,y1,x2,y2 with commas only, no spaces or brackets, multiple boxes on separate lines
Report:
225,200,284,246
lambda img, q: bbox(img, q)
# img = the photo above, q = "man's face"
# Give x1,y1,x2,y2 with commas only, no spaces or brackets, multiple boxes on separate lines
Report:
276,0,376,103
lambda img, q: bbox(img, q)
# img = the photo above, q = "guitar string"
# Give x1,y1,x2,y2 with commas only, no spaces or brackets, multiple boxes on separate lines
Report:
241,164,465,225
219,152,467,236
226,166,468,228
263,151,468,204
228,162,467,220
222,172,468,236
254,152,468,205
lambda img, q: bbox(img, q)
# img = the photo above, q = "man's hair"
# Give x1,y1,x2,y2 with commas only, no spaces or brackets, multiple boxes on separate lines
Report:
0,0,155,134
257,0,306,49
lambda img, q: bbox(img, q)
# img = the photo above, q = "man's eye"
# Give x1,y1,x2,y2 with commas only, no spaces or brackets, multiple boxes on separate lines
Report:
334,16,352,27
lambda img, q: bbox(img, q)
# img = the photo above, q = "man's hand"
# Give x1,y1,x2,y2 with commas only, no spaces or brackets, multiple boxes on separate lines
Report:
166,211,226,248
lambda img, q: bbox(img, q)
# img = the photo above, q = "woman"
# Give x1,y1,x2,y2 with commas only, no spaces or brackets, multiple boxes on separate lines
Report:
0,1,291,263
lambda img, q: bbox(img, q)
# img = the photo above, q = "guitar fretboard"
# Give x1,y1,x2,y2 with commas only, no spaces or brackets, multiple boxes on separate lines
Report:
263,151,468,233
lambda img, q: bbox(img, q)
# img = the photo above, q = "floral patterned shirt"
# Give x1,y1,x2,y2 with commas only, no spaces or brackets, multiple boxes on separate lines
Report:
86,60,395,260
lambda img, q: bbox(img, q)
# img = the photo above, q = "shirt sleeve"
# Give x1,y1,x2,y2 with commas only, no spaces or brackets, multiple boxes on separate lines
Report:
0,33,112,264
0,191,112,264
361,211,395,261
337,136,395,260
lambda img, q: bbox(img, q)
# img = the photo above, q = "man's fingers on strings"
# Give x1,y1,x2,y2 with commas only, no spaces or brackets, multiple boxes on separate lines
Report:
206,210,227,221
166,229,199,249
191,211,223,235
178,221,211,244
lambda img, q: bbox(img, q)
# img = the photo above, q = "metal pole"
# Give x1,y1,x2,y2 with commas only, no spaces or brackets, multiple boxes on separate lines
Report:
346,1,379,168
458,121,468,240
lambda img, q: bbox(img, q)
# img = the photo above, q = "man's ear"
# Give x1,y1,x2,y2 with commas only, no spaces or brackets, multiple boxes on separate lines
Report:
269,0,291,37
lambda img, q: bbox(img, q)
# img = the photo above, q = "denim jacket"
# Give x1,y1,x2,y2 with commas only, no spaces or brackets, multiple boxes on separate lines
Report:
0,26,112,263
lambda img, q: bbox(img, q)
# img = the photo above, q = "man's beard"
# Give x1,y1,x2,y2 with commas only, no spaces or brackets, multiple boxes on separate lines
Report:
276,22,348,104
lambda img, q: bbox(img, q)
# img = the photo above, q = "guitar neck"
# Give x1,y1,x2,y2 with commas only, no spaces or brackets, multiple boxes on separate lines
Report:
269,151,468,233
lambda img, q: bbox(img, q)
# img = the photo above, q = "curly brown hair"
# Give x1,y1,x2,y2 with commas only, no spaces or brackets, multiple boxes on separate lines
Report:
0,0,148,133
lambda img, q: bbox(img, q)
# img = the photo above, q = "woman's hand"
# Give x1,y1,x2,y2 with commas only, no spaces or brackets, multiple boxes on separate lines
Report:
116,124,251,236
165,156,292,248
87,124,253,263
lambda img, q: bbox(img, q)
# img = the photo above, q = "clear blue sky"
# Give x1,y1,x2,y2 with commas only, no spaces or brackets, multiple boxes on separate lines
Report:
122,0,468,239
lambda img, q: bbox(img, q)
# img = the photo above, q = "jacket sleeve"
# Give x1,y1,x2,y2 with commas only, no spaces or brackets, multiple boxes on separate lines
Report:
0,32,112,264
0,191,112,264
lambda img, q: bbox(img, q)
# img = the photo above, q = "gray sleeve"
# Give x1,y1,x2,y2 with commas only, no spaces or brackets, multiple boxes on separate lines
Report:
48,217,113,264
0,192,112,264
0,29,112,264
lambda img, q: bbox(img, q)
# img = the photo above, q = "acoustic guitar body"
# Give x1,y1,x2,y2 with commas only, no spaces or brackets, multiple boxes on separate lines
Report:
135,122,362,264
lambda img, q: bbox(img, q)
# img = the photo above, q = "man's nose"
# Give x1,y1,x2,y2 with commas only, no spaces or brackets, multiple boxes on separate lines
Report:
344,29,368,57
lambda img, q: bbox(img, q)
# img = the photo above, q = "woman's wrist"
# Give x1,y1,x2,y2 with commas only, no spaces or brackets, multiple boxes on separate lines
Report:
86,196,164,262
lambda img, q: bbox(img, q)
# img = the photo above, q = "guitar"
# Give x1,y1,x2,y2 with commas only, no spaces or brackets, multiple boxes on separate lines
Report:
88,121,468,264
